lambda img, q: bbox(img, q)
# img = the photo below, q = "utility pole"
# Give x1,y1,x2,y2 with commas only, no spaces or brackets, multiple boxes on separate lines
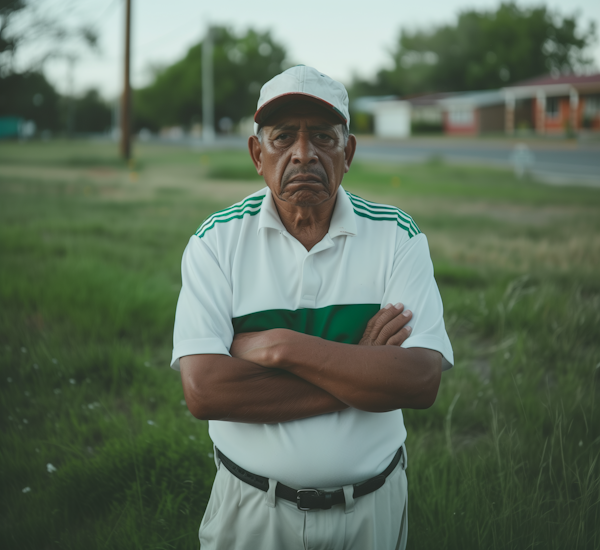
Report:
66,55,77,138
202,25,215,143
120,0,132,159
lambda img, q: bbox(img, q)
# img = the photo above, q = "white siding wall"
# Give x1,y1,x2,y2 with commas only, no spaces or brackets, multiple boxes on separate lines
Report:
374,101,411,138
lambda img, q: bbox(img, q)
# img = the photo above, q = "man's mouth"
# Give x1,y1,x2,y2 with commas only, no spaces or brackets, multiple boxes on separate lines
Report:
288,175,322,183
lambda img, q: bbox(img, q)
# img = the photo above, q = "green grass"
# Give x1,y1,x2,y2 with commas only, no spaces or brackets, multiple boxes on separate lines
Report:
1,140,599,549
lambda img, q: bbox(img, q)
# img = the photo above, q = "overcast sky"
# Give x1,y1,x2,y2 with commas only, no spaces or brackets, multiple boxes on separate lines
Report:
17,0,600,98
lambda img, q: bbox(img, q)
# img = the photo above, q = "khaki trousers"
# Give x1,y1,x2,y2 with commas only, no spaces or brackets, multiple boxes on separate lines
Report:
199,447,408,550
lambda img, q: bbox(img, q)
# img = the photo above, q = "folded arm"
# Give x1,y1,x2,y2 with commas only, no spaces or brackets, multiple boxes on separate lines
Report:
180,304,441,422
233,334,441,413
180,353,348,423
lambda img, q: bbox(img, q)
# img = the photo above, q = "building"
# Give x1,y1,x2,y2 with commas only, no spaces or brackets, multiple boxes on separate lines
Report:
354,93,451,137
372,100,411,138
0,117,36,139
407,92,453,132
503,73,600,135
354,73,600,138
438,90,505,136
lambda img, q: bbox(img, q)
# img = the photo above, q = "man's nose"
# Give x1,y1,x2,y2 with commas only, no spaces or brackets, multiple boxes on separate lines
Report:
291,132,317,165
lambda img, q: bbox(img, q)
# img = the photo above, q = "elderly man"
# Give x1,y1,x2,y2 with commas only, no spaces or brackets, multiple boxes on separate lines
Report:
171,65,453,550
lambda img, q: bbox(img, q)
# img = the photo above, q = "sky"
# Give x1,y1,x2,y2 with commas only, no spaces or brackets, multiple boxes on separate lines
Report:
14,0,600,99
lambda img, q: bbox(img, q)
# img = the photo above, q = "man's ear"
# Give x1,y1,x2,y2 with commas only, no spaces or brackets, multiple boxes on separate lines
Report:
344,134,357,173
248,135,263,175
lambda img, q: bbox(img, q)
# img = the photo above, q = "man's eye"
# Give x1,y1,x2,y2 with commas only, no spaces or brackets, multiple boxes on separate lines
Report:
315,133,334,141
275,133,292,141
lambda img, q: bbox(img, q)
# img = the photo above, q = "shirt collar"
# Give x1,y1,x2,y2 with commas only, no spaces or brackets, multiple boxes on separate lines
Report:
257,187,286,232
257,184,357,238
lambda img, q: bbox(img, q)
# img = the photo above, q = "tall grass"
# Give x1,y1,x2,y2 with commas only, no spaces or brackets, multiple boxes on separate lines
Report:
1,141,599,549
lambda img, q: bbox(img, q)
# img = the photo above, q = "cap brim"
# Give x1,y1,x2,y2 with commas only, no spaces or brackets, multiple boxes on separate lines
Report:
254,93,347,126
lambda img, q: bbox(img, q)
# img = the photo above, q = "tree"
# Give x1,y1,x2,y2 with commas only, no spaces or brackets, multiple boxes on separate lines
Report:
0,0,98,76
72,89,112,134
134,27,287,131
0,0,100,134
0,70,60,131
351,2,597,97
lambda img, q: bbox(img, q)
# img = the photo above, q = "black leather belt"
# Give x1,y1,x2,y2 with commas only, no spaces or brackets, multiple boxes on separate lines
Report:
215,446,402,511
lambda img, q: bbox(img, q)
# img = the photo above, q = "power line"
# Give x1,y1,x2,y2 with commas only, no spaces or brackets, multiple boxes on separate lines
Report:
94,0,122,26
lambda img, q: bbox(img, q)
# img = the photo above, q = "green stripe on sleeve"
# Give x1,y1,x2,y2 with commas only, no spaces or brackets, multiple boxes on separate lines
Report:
197,207,262,238
347,192,421,238
195,195,265,237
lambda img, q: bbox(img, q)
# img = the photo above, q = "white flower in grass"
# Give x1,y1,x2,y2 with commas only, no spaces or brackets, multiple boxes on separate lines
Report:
47,463,57,473
21,347,27,353
53,389,61,395
180,400,186,406
147,420,156,426
69,379,76,385
33,364,39,369
189,435,196,440
23,419,28,424
144,361,150,367
207,452,214,458
22,487,31,493
579,440,583,447
7,377,12,383
52,358,58,364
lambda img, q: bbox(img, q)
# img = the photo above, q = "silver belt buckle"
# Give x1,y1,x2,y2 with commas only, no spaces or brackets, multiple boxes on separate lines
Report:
296,488,320,511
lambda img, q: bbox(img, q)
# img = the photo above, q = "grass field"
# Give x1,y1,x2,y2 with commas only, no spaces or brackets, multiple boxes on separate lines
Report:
1,139,599,549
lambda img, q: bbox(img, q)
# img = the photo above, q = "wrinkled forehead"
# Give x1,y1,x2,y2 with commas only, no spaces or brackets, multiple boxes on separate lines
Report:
261,100,343,131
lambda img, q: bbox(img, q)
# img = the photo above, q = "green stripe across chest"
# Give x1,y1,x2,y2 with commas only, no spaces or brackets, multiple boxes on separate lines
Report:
232,304,380,344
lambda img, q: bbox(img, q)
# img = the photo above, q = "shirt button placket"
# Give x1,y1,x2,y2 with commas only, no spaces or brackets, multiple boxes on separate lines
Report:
300,254,317,309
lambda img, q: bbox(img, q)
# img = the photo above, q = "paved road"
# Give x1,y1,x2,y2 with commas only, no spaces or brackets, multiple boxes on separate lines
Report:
354,137,600,187
158,134,600,187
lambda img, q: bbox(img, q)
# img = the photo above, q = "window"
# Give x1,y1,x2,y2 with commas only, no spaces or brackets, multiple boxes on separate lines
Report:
545,97,560,118
448,108,474,126
583,95,600,117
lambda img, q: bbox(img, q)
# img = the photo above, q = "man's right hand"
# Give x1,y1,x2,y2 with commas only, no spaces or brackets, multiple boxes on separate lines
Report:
359,304,412,347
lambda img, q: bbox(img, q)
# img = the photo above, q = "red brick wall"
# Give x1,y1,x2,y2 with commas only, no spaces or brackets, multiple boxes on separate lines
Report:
443,110,479,135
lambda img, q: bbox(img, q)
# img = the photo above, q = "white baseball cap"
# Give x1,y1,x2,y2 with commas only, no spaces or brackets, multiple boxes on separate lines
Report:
254,65,350,135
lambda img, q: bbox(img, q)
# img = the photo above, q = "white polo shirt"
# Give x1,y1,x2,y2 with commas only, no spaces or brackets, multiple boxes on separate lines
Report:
172,185,453,488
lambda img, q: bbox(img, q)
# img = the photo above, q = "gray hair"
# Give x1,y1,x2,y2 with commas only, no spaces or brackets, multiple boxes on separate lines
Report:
257,124,349,146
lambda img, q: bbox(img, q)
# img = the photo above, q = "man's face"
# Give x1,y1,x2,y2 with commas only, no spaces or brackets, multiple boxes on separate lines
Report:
249,102,356,208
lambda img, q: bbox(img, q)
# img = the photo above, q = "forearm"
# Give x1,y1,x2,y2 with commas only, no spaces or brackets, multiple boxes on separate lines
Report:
180,354,348,423
268,331,442,411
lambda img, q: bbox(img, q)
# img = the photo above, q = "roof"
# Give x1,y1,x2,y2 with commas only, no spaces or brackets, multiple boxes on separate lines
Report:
504,73,600,98
352,95,398,114
404,92,458,106
438,89,504,108
507,73,600,88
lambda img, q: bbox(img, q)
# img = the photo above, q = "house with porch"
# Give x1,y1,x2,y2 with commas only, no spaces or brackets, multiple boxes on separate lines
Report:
502,73,600,135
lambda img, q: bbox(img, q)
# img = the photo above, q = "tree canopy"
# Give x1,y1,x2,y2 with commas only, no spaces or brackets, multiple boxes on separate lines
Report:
351,2,597,98
134,27,287,131
0,0,98,77
0,70,60,130
0,0,100,133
